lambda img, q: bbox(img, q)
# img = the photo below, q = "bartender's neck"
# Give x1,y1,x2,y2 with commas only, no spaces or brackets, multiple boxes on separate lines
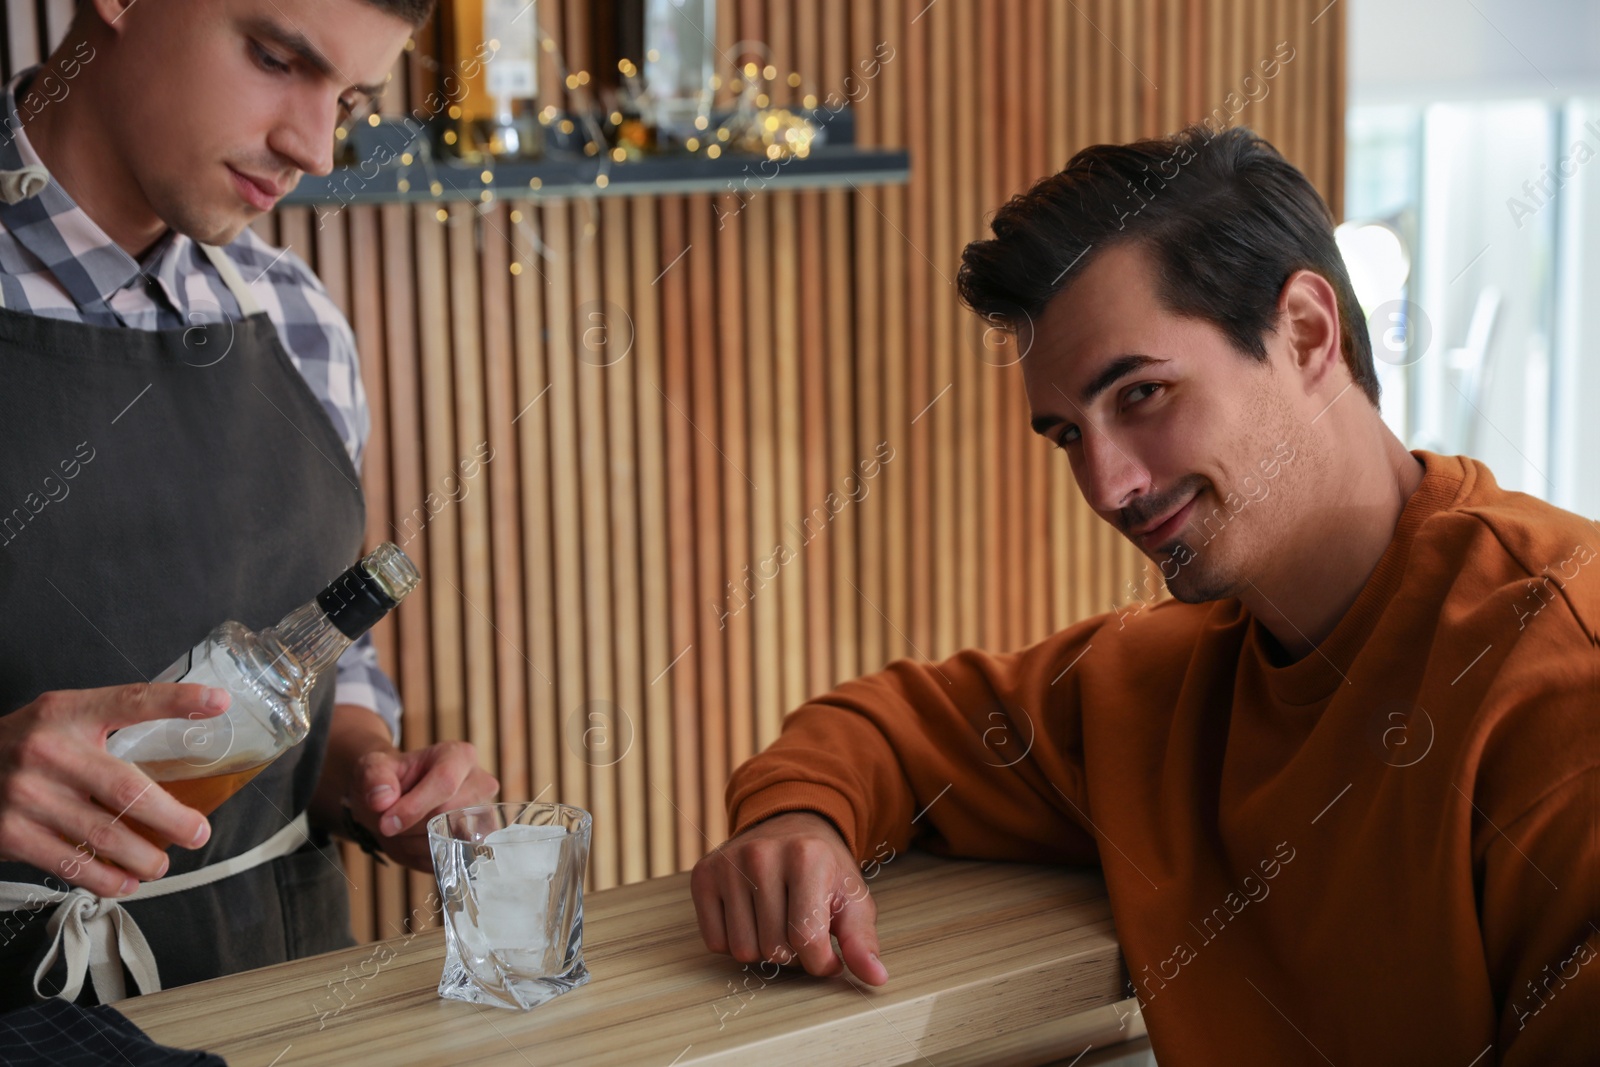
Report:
20,31,169,260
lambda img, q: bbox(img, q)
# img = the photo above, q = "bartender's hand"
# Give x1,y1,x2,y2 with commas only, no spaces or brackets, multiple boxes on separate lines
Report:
314,705,499,871
690,811,890,986
0,682,224,897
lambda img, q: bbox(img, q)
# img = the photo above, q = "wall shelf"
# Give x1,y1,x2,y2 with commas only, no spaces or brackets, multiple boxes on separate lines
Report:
281,109,908,206
281,144,911,206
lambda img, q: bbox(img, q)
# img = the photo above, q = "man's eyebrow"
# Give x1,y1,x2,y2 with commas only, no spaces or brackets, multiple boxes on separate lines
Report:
1030,353,1169,437
243,16,386,99
1078,354,1168,406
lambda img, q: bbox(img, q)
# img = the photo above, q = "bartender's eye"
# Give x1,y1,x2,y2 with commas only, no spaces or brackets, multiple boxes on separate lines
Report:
1124,382,1162,405
250,40,292,75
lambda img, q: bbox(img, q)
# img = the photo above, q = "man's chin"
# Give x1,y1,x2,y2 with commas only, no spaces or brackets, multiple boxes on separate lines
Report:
1159,548,1238,604
1164,580,1226,605
185,215,253,248
157,198,255,249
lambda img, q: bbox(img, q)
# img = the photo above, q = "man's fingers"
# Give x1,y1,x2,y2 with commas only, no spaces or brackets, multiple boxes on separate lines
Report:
384,767,497,837
719,871,763,964
469,769,501,805
786,863,845,977
687,815,886,986
6,821,140,899
353,751,404,814
74,682,230,731
832,890,888,986
377,746,478,835
378,761,457,836
749,864,795,967
396,754,432,794
690,863,730,955
49,786,171,882
75,757,210,851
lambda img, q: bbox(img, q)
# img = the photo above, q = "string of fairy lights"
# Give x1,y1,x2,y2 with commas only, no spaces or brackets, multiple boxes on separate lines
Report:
321,25,831,272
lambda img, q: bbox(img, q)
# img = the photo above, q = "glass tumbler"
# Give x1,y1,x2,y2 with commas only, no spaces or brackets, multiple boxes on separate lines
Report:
427,802,593,1010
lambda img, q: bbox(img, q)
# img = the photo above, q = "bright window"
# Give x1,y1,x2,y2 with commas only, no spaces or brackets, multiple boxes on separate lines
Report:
1345,97,1600,517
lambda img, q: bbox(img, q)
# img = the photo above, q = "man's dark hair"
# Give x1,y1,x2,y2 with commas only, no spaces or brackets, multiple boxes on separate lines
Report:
368,0,438,24
957,124,1379,408
77,0,437,24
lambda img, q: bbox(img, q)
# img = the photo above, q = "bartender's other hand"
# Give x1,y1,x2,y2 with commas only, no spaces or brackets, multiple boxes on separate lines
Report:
690,811,889,987
349,741,498,870
0,682,225,897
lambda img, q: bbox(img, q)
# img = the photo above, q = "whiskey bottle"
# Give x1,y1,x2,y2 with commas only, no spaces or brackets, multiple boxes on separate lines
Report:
106,543,420,835
446,0,544,160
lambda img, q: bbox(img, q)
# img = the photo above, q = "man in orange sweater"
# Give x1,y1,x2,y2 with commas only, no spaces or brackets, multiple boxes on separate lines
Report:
690,125,1600,1064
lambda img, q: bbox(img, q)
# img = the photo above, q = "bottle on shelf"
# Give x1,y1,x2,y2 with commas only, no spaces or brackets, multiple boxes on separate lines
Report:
446,0,544,160
106,543,420,842
639,0,718,145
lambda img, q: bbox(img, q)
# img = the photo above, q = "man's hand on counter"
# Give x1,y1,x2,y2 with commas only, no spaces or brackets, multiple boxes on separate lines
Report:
0,683,223,897
690,811,890,987
312,705,499,871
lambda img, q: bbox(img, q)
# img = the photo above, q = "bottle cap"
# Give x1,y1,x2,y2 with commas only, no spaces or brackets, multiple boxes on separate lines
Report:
318,543,421,639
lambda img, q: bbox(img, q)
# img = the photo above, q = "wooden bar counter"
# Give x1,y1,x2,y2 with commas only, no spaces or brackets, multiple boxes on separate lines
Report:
119,852,1146,1066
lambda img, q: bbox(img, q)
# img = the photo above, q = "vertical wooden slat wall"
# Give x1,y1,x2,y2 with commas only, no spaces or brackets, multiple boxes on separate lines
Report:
6,1,1344,940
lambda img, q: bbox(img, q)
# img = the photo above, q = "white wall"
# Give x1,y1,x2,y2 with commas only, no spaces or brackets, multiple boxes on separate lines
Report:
1351,0,1600,104
1348,0,1600,518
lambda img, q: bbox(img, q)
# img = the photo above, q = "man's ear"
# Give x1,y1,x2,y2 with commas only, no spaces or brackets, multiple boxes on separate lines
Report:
1277,268,1344,398
87,0,138,36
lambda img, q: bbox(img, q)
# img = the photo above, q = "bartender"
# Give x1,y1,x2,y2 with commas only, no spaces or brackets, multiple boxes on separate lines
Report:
0,0,495,1006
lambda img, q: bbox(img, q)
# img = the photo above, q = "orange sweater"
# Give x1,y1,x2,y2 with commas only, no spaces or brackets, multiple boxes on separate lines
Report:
726,450,1600,1065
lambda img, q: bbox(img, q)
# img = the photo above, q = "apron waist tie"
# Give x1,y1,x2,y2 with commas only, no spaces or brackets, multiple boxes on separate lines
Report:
0,164,49,204
0,810,312,1003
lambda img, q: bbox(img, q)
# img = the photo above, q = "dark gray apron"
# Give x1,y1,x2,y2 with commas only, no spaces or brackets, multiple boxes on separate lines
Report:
0,235,365,1007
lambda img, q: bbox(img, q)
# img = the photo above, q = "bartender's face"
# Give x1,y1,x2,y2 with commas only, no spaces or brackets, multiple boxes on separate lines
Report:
1022,241,1312,604
98,0,413,245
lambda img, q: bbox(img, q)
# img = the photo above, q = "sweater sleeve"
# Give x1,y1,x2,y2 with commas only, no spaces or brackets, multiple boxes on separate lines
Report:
725,615,1105,866
1486,763,1600,1065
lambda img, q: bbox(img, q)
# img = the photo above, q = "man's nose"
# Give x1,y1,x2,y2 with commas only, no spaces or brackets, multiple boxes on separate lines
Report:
271,95,339,179
1074,429,1148,520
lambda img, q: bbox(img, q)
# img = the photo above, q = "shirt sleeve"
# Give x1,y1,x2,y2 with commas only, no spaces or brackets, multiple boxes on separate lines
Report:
324,301,402,745
236,230,369,473
334,632,402,746
1487,763,1600,1065
264,241,404,746
725,615,1106,866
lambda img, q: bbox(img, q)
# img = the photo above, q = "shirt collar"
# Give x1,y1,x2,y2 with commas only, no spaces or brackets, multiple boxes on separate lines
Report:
0,65,191,316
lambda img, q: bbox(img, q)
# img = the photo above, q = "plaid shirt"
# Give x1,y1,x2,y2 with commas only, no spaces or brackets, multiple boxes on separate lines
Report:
0,67,402,742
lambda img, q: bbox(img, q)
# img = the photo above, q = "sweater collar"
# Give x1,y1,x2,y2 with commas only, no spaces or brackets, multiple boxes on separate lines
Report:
1248,449,1476,706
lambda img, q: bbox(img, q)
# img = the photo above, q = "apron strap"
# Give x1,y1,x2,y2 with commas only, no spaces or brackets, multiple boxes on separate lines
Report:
0,810,312,1003
0,163,48,206
0,164,51,310
198,241,264,317
0,166,263,320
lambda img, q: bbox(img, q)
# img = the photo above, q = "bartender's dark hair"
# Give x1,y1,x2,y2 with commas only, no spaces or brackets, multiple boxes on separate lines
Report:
957,125,1379,407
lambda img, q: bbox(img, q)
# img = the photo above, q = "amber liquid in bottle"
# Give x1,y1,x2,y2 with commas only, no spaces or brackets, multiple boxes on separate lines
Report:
125,759,273,847
103,543,420,860
445,0,544,159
